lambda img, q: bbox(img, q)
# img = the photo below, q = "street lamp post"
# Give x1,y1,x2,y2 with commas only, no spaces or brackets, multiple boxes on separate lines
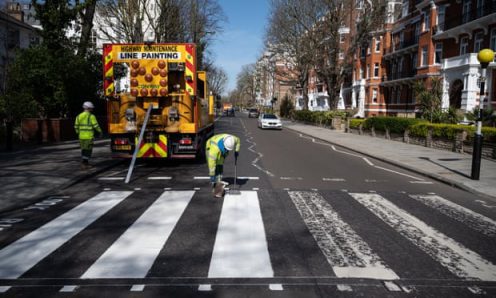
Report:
471,48,495,180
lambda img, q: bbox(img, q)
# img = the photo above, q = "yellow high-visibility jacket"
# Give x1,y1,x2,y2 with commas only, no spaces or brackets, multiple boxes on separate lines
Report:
205,134,240,176
74,111,102,140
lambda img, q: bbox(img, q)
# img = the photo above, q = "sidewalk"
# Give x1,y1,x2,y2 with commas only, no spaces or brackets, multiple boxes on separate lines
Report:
0,139,121,213
284,121,496,200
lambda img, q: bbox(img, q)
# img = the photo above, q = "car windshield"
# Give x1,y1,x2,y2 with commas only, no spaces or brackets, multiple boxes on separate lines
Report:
249,109,257,112
263,114,278,119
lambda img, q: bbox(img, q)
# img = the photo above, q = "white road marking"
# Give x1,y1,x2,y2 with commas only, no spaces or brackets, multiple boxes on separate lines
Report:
0,286,11,293
82,191,194,278
288,191,399,280
98,177,125,181
323,178,346,182
198,284,212,291
409,181,433,184
194,176,259,180
410,194,496,237
383,281,402,292
60,285,78,292
468,286,486,294
337,284,353,292
147,177,172,180
130,284,145,292
194,176,210,179
280,177,303,180
208,191,273,278
269,284,283,291
350,193,496,281
134,188,141,191
0,191,132,279
373,166,423,180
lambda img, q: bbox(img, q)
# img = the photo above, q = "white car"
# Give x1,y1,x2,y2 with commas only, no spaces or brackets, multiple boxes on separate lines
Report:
258,113,282,129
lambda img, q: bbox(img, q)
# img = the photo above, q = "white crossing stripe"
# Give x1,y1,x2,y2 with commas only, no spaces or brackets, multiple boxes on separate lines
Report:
288,191,399,280
350,193,496,281
410,194,496,237
0,286,11,293
130,284,145,292
82,190,194,278
147,177,172,180
208,191,274,278
0,191,132,279
60,285,78,292
98,177,125,181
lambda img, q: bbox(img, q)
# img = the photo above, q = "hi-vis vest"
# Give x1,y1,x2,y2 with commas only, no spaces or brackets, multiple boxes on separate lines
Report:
205,134,240,176
75,111,102,140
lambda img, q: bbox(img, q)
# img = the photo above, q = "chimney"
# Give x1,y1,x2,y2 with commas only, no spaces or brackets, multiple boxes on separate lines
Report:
7,2,25,22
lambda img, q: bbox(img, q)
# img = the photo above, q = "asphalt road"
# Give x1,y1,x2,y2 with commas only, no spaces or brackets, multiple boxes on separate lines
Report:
0,112,495,297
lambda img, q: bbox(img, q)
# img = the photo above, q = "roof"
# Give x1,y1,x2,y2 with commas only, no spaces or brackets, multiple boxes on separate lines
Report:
0,10,38,31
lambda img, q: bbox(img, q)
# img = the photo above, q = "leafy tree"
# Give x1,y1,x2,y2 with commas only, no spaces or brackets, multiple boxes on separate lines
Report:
279,94,294,118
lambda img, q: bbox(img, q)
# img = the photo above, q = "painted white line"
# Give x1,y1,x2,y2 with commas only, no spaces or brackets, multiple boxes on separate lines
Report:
237,176,260,180
374,166,423,181
409,181,433,184
252,188,259,191
194,187,201,191
350,193,496,281
164,188,171,190
468,286,486,294
0,286,11,293
280,177,303,180
410,194,496,237
362,158,374,166
208,191,273,278
323,178,346,182
98,177,125,181
198,284,212,291
194,176,210,180
401,285,414,293
104,188,111,191
0,191,132,279
269,284,283,291
148,177,172,180
288,191,399,280
383,281,402,292
337,284,353,292
82,191,194,278
60,285,78,292
130,284,145,292
134,188,141,191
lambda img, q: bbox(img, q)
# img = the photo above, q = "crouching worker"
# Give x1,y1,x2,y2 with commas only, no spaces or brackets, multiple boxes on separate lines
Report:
205,134,240,198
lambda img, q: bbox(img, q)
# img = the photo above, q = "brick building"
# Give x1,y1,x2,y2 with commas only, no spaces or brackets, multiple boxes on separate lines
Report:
353,0,496,118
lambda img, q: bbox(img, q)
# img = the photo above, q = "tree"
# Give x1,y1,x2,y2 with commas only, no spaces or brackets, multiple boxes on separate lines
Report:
75,0,97,57
265,0,316,110
235,64,257,107
207,65,227,96
413,77,443,123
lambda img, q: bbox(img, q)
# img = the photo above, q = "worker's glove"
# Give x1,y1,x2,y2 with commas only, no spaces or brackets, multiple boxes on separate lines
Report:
210,176,216,183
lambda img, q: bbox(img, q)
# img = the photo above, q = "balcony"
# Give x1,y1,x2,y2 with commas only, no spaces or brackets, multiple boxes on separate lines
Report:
382,70,417,86
441,4,496,31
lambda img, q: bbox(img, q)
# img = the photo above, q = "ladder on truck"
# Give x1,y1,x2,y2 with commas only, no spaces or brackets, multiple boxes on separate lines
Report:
125,106,153,184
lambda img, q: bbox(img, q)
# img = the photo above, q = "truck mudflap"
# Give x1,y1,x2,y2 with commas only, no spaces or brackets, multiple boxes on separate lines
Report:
136,134,167,158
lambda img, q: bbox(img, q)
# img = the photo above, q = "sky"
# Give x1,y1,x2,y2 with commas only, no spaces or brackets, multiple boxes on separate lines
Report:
210,0,269,94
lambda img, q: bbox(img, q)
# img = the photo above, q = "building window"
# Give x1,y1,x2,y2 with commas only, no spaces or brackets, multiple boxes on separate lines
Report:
396,87,401,104
476,0,484,18
437,5,445,31
462,0,471,23
374,63,379,77
339,52,344,60
412,53,418,69
366,65,370,78
402,0,409,18
421,46,428,66
474,32,484,53
356,0,363,9
372,89,378,103
435,42,443,64
375,37,381,52
491,28,496,54
398,57,403,75
423,11,430,31
360,66,364,79
414,22,420,42
460,37,469,55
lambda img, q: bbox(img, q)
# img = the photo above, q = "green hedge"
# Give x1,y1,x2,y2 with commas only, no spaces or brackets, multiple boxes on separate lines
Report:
292,110,347,126
407,123,496,142
363,117,425,134
349,119,365,129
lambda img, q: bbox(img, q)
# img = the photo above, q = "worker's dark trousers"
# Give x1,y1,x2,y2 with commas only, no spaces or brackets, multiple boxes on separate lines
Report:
80,139,94,164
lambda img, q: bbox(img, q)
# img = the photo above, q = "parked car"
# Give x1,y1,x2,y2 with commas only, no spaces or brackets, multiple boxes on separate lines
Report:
248,108,259,118
258,113,282,129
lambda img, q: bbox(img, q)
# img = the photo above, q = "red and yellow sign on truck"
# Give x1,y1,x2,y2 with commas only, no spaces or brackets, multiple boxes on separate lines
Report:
104,43,215,158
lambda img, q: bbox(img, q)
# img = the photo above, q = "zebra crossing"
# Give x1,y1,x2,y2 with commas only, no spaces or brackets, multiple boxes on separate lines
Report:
0,188,495,289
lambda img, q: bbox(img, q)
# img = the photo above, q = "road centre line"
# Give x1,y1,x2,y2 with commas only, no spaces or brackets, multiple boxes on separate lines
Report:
194,176,259,180
241,118,276,177
288,191,399,280
0,191,133,279
147,177,172,180
82,190,194,278
350,193,496,281
410,194,496,237
208,191,273,278
323,178,346,182
98,177,125,181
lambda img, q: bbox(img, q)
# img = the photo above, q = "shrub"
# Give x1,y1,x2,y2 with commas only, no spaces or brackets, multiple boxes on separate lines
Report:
349,119,365,129
363,117,425,134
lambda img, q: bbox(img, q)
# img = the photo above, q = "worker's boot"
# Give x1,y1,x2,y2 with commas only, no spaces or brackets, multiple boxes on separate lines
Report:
213,183,225,198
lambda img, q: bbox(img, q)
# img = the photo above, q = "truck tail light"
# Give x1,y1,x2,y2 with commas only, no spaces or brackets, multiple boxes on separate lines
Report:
179,138,192,145
114,138,129,145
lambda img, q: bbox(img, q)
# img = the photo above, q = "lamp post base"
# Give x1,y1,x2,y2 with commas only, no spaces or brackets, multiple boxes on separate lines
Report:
471,134,483,180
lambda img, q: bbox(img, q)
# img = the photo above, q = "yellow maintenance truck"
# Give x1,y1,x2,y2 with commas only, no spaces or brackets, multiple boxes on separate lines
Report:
103,43,215,159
